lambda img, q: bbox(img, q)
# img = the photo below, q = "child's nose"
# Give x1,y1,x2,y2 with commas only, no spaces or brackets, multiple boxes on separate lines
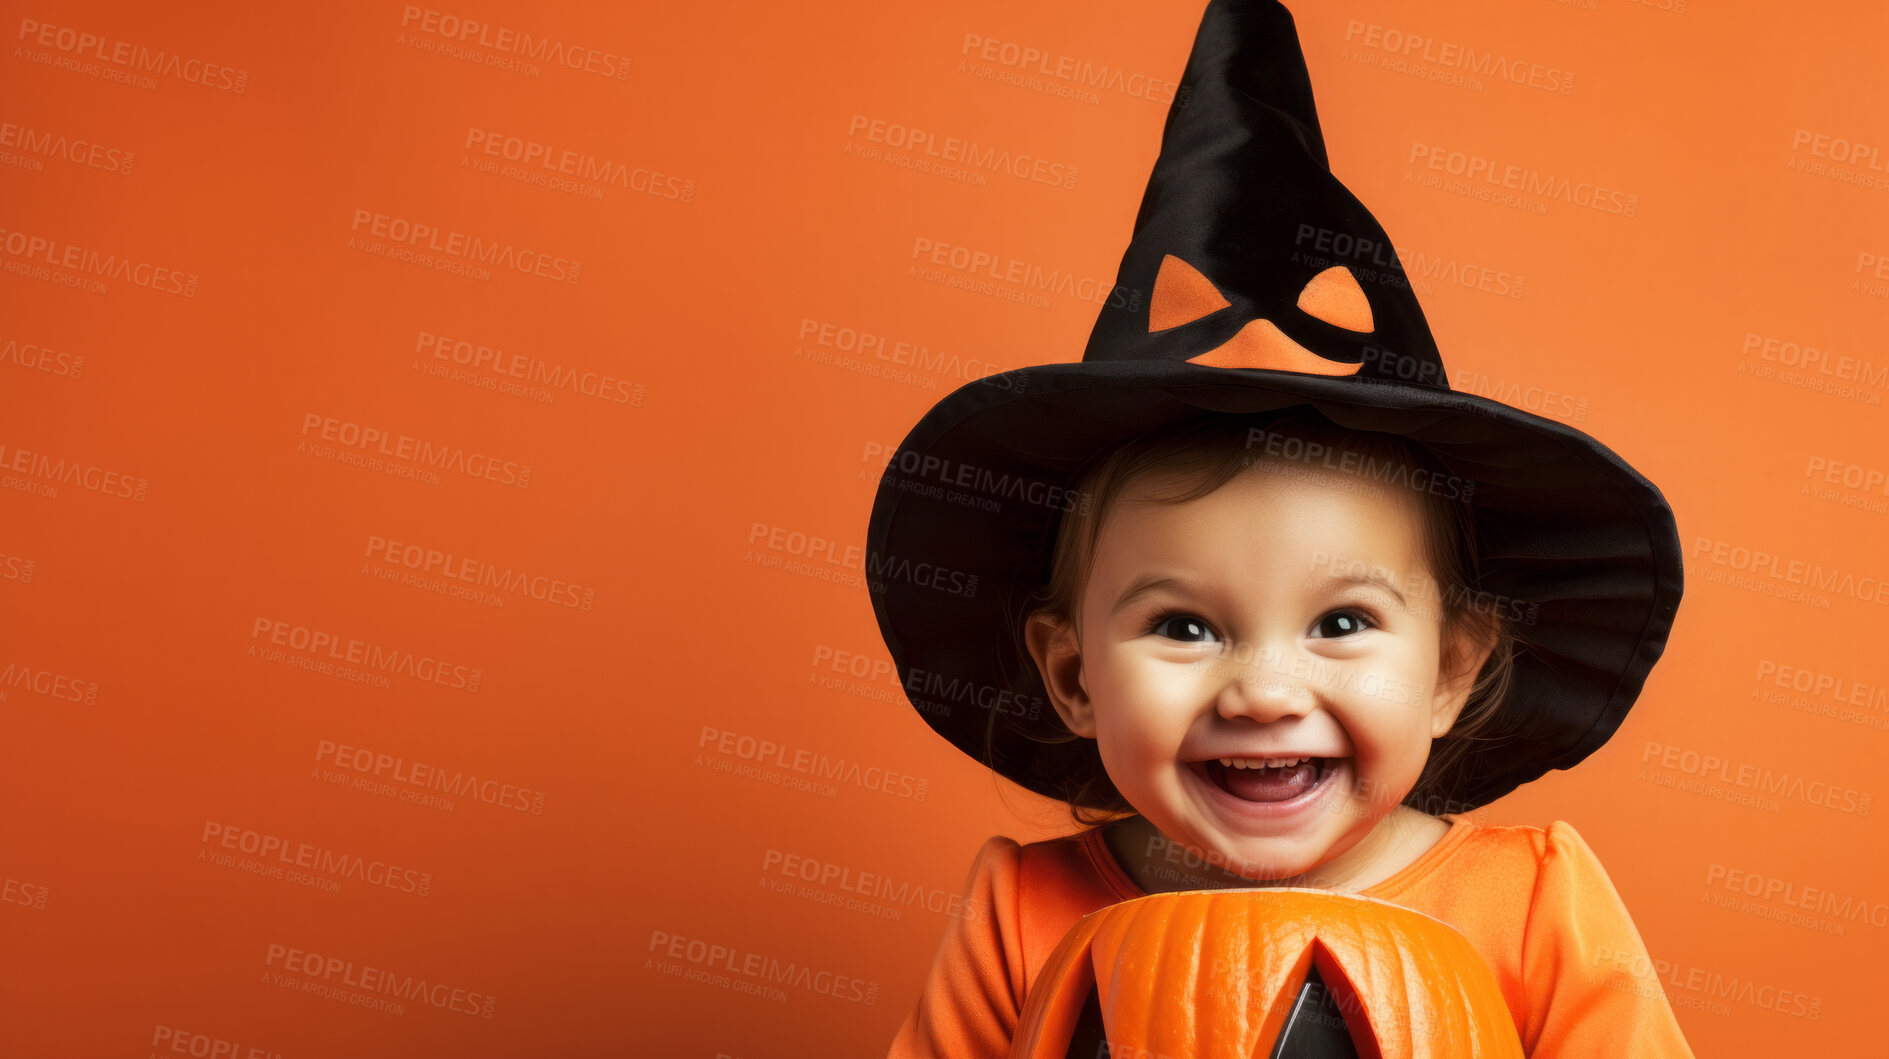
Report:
1207,650,1320,722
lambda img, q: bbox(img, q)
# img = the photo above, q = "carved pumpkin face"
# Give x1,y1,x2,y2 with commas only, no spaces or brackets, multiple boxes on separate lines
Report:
1009,889,1522,1059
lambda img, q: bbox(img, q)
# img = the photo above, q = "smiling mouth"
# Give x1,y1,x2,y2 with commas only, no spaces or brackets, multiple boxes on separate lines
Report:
1198,758,1341,803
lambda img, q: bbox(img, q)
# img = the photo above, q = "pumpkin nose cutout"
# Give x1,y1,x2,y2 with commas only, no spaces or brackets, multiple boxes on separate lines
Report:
1186,318,1364,377
1056,965,1364,1059
1267,965,1362,1059
1060,984,1109,1059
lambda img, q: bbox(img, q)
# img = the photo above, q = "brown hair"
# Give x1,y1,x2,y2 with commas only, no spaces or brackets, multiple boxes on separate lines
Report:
1003,406,1517,832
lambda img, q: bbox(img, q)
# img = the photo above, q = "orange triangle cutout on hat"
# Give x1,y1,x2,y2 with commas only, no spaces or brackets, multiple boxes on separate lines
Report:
1148,253,1231,331
1297,265,1374,332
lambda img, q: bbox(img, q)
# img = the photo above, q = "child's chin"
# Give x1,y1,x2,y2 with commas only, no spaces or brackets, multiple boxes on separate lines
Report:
1193,832,1337,885
1231,838,1337,879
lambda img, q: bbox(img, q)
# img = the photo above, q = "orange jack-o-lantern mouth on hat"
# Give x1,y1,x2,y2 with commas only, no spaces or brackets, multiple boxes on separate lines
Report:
1152,254,1372,376
1009,889,1523,1059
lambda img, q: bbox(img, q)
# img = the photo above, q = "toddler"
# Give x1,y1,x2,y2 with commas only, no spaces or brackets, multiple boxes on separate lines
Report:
864,2,1692,1055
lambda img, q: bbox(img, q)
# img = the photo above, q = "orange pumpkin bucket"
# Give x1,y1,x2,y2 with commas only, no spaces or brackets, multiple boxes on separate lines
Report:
1010,888,1524,1059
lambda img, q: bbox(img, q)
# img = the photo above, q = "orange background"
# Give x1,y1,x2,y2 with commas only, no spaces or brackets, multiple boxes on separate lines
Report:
4,0,1885,1054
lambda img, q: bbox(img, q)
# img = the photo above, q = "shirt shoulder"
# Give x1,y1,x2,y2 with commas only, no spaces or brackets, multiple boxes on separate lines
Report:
1371,813,1552,909
1511,820,1697,1057
1444,813,1556,864
1433,818,1631,920
882,831,1130,1059
949,829,1131,992
1414,816,1608,894
882,835,1023,1059
1385,817,1692,1056
1411,818,1642,965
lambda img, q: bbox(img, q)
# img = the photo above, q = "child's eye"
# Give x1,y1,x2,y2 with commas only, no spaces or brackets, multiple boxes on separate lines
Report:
1143,609,1376,642
1142,610,1219,644
1311,609,1376,639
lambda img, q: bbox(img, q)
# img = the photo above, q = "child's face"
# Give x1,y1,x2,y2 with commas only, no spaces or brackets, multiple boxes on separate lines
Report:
1029,460,1482,885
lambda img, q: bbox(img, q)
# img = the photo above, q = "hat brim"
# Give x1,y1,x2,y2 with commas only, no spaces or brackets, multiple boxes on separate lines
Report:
864,359,1683,811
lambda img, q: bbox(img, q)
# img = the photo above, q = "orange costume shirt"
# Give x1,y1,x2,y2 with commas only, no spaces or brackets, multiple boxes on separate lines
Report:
885,815,1695,1057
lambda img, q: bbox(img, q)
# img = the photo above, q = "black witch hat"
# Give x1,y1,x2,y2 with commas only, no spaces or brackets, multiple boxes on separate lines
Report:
863,0,1682,811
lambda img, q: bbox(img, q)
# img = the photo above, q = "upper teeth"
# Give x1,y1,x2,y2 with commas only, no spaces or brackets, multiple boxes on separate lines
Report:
1219,757,1313,769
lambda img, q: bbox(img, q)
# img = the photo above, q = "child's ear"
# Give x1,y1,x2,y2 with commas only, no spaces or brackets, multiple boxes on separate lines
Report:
1024,612,1096,739
1430,621,1498,739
